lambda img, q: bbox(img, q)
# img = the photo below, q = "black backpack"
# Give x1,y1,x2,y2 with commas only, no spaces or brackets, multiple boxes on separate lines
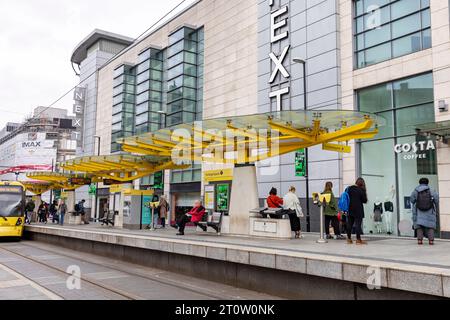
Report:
416,189,433,211
74,203,80,212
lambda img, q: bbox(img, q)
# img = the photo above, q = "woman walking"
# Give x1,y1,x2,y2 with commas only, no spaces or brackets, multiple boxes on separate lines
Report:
322,182,344,240
283,186,304,239
158,195,169,228
347,178,368,245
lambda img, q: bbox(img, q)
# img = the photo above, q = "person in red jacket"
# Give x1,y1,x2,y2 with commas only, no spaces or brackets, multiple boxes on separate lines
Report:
267,187,283,208
171,200,206,236
264,187,284,219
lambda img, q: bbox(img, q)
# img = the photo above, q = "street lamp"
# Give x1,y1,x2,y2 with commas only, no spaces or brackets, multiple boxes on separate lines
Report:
93,136,101,221
293,57,311,232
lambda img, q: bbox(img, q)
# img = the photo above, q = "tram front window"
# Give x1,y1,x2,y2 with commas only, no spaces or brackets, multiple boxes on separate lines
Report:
0,193,23,217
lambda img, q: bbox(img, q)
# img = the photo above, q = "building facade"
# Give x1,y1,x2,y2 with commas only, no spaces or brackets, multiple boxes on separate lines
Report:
73,0,449,237
0,107,78,201
71,29,134,216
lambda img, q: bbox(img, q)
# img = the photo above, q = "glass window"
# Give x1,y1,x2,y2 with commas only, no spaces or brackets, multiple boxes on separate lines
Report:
392,32,422,57
168,51,183,69
396,135,438,237
364,42,391,66
169,28,185,45
422,28,431,49
135,113,148,125
112,114,122,124
151,59,163,71
136,102,149,114
137,72,149,84
136,91,149,104
136,82,149,94
149,91,162,102
168,64,183,79
355,0,432,69
184,64,197,77
150,81,162,92
360,139,398,235
364,24,390,48
396,103,435,136
168,40,184,57
167,75,183,91
391,0,421,20
184,51,197,65
392,13,421,39
393,73,433,107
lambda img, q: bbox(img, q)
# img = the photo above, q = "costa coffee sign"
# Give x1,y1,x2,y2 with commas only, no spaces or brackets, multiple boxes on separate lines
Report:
394,140,436,160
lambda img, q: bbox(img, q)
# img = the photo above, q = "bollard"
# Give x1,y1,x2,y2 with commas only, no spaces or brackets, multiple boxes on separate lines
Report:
150,206,156,231
317,203,328,244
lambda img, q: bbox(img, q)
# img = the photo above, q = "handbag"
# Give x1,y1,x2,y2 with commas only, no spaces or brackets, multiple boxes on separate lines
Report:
294,200,304,218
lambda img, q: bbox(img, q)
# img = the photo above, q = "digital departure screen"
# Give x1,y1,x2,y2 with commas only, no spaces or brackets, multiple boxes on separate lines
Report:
0,186,23,193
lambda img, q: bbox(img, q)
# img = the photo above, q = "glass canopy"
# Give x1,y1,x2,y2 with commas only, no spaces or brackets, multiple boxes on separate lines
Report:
117,110,382,164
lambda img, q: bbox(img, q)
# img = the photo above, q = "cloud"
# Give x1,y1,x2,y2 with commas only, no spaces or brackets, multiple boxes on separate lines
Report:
0,0,194,128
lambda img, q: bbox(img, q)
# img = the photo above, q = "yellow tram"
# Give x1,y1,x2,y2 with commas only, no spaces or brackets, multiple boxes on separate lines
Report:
0,181,26,239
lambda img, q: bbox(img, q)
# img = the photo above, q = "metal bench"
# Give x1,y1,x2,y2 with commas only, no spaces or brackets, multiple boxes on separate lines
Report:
196,212,224,234
100,210,116,227
250,207,285,219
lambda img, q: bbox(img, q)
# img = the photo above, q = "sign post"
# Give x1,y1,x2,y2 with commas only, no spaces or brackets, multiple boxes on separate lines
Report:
295,149,306,177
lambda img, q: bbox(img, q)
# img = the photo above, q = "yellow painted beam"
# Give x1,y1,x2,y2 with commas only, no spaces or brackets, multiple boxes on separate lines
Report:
322,143,352,153
268,121,315,142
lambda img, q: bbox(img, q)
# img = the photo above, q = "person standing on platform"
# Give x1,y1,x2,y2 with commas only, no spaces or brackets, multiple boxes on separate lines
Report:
282,186,303,239
411,178,439,246
158,195,169,229
346,178,368,245
25,199,35,224
322,182,344,240
58,199,68,226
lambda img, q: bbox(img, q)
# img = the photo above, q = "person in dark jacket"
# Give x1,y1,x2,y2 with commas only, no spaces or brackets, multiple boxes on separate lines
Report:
50,200,59,224
346,178,368,245
411,178,439,245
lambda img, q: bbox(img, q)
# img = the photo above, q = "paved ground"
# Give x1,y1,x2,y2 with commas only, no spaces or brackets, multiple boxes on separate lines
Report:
0,240,281,300
31,222,450,270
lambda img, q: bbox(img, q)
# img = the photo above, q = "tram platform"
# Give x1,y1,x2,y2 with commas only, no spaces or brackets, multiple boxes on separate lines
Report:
24,223,450,299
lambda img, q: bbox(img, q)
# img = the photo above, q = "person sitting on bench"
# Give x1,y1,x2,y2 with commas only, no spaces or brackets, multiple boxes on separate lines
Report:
171,200,206,236
264,187,284,219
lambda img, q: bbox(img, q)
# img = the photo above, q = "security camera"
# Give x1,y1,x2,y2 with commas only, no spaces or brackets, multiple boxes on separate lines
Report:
438,100,448,112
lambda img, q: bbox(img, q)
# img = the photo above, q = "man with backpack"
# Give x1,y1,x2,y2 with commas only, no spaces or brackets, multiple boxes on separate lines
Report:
411,178,439,246
75,199,89,224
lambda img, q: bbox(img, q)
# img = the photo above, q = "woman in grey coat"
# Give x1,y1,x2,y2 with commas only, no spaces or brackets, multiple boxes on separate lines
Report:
411,178,439,245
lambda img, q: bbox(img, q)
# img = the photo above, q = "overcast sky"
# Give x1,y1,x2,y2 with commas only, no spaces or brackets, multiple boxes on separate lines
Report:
0,0,195,129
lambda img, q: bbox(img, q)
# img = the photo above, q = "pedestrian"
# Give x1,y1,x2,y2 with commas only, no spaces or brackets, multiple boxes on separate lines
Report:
38,202,48,224
25,198,35,224
158,195,169,229
76,199,89,224
265,187,283,219
50,200,59,224
171,200,206,236
411,178,439,246
346,178,368,245
322,182,344,240
282,186,303,239
58,199,68,226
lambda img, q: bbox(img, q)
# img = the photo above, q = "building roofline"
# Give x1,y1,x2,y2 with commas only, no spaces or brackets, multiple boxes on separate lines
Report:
98,0,203,72
71,29,134,65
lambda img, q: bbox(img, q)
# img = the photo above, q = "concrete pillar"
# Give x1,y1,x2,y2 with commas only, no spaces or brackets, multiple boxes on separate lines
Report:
437,142,450,238
223,165,259,236
32,195,42,222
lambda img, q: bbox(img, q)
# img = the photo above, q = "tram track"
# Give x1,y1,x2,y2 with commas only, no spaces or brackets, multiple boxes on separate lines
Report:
0,245,147,300
0,242,246,300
